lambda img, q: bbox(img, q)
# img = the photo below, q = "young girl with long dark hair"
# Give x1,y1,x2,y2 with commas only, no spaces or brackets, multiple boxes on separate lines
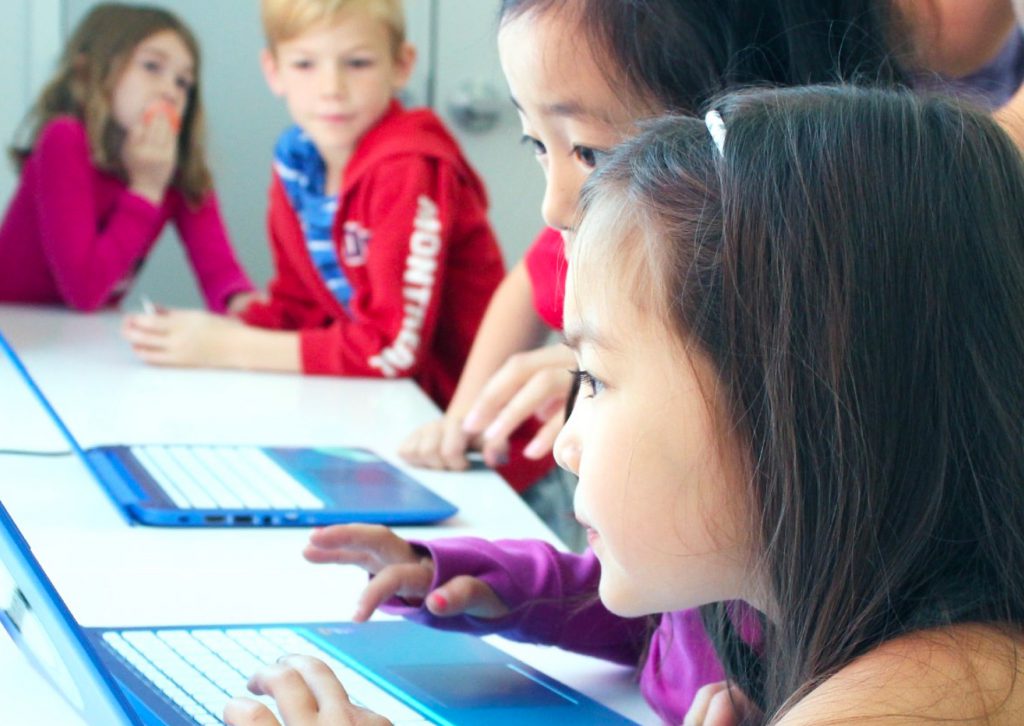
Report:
224,84,1024,725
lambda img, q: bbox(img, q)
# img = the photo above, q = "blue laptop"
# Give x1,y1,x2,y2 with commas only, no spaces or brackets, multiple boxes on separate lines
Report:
0,332,457,527
0,501,636,725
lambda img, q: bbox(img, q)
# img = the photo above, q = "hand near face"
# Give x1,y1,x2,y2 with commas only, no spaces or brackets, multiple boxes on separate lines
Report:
122,309,241,368
683,681,759,726
460,343,576,467
223,656,389,726
123,101,180,204
397,414,482,471
304,525,509,621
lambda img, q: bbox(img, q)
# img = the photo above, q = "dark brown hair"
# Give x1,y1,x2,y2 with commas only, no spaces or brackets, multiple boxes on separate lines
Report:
9,2,212,204
575,85,1024,721
499,0,911,115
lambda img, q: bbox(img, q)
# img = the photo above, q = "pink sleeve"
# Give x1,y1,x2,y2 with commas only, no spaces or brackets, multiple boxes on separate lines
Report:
173,190,254,313
30,118,164,311
382,537,651,666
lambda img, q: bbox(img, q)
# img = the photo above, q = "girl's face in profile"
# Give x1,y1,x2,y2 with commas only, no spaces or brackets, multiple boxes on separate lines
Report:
110,30,194,131
497,8,637,235
554,223,751,617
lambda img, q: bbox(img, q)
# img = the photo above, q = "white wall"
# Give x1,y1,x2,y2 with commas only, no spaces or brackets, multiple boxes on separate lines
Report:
2,0,544,309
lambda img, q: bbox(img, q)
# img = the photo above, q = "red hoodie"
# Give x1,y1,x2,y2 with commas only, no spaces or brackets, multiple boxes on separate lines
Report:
242,102,505,408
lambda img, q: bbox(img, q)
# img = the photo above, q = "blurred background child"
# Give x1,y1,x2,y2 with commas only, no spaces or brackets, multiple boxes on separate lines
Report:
0,2,254,313
122,0,504,411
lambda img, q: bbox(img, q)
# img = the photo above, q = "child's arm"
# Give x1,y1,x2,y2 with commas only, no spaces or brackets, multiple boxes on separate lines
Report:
172,190,255,314
291,157,504,380
29,118,169,311
398,261,550,470
306,524,650,666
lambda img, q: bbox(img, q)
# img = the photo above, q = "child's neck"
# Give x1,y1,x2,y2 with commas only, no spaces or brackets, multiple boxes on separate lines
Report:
318,147,352,197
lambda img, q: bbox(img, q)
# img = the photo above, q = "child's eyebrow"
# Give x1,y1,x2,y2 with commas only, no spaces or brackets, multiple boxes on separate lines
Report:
561,321,607,351
509,96,615,124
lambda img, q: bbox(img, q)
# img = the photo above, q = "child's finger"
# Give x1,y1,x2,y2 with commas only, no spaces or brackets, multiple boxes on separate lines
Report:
222,696,281,726
427,575,509,619
684,681,732,726
354,562,434,621
404,420,446,468
523,413,565,460
438,418,472,471
273,656,354,720
245,662,318,722
307,524,416,565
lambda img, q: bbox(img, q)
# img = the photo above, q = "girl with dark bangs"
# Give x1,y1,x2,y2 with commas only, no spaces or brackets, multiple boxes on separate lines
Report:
225,84,1024,726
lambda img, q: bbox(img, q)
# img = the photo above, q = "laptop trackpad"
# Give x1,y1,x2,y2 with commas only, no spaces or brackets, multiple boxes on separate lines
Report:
386,663,573,709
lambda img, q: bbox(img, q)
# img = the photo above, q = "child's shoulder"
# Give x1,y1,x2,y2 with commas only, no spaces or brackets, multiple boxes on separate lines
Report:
38,114,87,139
779,625,1024,725
356,103,463,166
34,115,89,151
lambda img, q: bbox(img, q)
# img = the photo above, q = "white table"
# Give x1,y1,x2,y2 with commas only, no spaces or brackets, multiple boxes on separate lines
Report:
0,305,656,725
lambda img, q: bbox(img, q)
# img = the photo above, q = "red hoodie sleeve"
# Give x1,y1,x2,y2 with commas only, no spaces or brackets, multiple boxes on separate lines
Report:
298,156,458,377
173,190,254,313
240,181,333,330
30,118,164,311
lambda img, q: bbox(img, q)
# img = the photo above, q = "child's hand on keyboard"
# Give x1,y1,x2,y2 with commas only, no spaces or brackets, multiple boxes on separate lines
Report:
304,524,509,622
223,655,389,726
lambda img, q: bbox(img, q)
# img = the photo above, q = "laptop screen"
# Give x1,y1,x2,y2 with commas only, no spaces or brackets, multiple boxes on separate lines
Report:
0,500,140,725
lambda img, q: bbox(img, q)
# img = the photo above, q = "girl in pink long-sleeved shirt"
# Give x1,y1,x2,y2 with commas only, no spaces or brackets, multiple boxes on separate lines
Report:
0,3,253,313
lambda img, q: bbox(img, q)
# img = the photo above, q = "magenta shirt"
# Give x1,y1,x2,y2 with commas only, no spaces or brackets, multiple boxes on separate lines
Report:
385,537,755,725
0,116,252,312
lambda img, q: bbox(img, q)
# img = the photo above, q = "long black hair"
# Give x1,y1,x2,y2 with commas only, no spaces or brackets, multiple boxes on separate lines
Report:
574,85,1024,721
499,0,911,114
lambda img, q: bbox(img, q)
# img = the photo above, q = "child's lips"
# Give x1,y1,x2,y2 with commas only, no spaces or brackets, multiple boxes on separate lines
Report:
320,112,355,124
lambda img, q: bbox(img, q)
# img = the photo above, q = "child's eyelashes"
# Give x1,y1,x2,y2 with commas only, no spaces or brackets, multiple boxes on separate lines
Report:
520,134,547,157
570,368,605,398
346,58,376,70
571,145,608,169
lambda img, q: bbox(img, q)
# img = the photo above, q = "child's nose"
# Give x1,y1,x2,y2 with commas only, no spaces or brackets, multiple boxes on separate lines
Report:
321,65,349,98
541,160,579,232
552,416,581,476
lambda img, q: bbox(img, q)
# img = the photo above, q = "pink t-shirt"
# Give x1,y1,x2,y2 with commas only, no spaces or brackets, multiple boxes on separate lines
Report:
0,116,252,312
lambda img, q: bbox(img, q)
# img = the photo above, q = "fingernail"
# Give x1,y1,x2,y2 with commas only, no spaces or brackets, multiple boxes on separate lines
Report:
430,592,448,611
483,420,502,440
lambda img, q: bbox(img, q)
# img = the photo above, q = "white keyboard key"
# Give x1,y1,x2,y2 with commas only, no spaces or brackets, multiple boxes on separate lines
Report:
191,448,271,509
129,446,192,508
169,448,245,509
134,446,218,509
215,449,303,509
102,632,217,722
257,629,422,722
230,449,325,510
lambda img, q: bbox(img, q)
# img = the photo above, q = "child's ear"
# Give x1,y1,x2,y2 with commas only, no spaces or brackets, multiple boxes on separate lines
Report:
392,42,417,90
260,48,284,96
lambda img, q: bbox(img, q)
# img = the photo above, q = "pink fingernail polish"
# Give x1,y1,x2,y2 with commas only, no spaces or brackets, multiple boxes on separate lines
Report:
430,593,448,611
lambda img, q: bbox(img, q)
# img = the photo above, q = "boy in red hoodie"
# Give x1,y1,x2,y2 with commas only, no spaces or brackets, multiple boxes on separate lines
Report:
123,0,505,408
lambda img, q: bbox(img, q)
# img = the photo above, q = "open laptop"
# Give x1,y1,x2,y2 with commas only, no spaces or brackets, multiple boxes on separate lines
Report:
0,501,636,725
0,332,457,527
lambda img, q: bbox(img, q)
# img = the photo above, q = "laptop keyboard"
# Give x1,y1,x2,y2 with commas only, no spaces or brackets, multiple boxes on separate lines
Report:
101,627,432,725
129,445,325,510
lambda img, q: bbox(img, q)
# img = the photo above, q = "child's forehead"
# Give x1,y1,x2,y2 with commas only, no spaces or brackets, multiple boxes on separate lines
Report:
274,10,393,51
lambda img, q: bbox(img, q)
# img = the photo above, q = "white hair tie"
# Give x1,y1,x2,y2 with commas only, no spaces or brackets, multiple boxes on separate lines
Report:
705,109,726,155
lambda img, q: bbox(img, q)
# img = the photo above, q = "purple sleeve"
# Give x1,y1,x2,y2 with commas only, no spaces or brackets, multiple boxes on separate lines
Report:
31,118,163,311
382,537,650,666
173,190,254,313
